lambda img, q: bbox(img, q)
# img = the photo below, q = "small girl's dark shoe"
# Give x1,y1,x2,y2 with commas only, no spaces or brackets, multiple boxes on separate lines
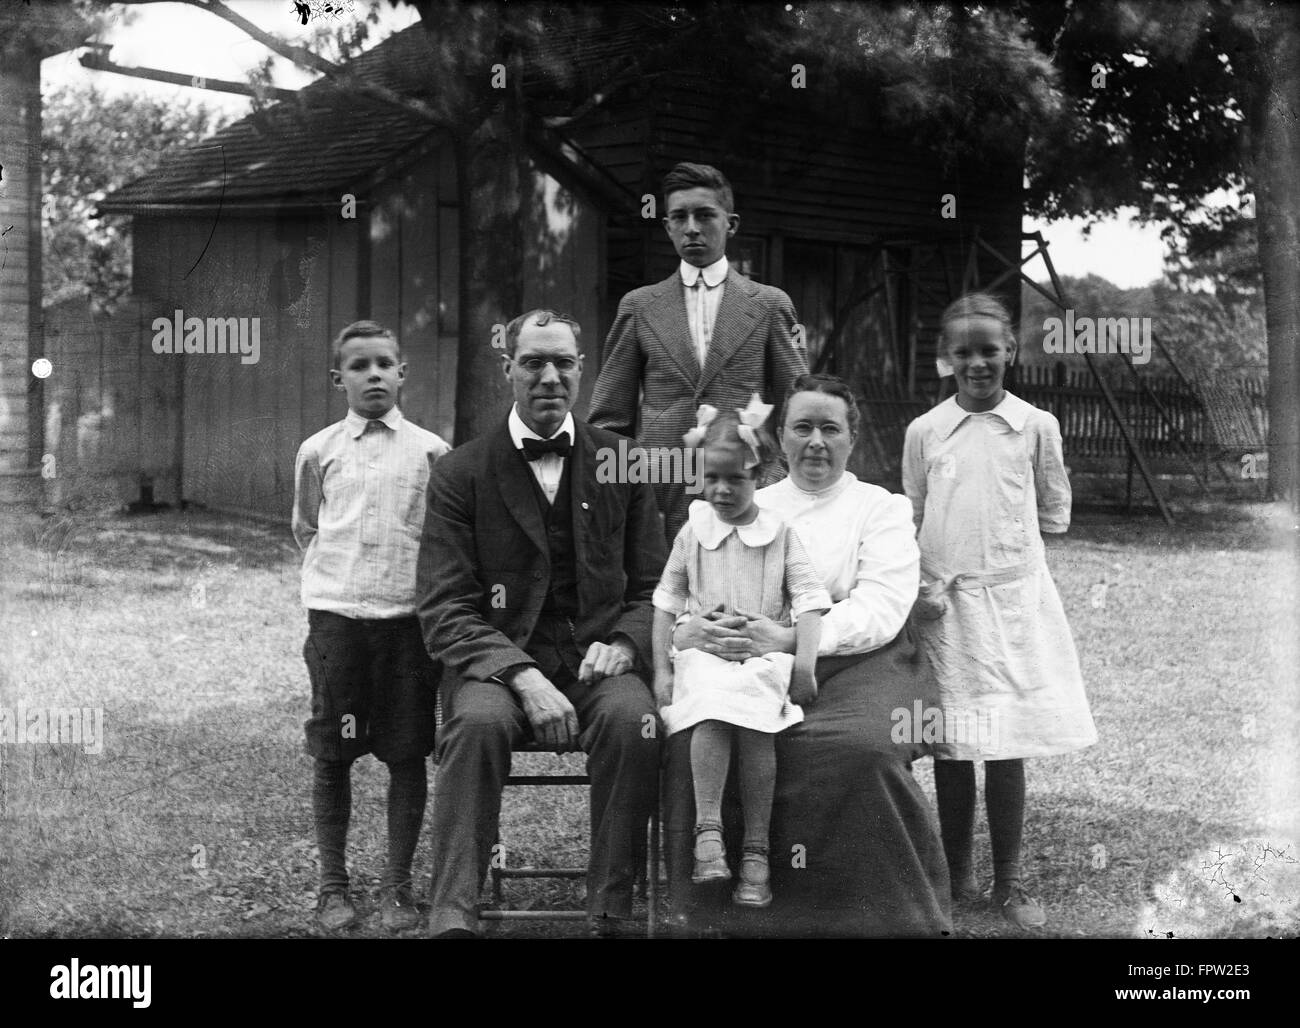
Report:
733,850,772,907
692,823,731,884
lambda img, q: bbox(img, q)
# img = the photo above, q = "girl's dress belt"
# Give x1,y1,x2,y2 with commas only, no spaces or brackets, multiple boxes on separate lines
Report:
921,560,1035,593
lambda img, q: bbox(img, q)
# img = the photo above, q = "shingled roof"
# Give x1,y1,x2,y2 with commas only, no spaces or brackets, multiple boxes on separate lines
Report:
100,11,672,213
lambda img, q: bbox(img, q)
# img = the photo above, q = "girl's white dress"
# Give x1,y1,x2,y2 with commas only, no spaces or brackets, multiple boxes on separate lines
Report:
902,392,1097,761
652,501,832,736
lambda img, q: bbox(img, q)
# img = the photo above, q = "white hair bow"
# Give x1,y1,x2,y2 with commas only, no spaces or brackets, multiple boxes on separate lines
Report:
735,393,773,470
682,404,719,448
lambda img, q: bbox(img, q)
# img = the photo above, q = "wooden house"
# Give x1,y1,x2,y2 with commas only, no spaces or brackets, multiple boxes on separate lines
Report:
90,12,1023,520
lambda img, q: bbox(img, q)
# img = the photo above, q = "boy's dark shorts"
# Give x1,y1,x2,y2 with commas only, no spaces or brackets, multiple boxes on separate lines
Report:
303,609,438,764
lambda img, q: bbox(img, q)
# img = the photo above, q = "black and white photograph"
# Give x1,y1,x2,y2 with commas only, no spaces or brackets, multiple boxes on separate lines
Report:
1,0,1297,1000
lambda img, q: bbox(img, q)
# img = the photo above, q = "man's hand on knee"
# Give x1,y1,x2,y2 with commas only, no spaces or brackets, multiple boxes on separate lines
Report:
508,667,580,750
578,638,635,685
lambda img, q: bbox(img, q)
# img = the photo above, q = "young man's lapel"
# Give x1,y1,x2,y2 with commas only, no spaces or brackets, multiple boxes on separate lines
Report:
699,267,761,390
645,272,702,386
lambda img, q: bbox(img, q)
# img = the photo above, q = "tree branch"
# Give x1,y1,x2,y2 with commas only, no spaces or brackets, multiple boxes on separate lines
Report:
108,0,447,127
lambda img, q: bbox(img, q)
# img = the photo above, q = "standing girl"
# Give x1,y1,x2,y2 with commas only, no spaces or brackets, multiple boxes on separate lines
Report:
652,397,830,908
903,292,1097,929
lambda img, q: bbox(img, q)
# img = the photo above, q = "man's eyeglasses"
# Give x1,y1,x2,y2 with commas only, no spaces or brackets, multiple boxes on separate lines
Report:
515,356,579,374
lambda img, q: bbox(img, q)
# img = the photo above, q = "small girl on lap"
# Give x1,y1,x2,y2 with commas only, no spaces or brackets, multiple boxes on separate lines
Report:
651,396,830,908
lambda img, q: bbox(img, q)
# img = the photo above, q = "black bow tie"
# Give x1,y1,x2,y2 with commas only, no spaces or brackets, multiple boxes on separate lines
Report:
521,433,571,461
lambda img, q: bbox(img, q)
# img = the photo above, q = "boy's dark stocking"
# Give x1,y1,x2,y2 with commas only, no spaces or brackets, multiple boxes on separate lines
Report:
382,757,428,892
313,757,353,893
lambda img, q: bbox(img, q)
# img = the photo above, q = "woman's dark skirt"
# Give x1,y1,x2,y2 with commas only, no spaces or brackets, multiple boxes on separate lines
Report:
661,625,953,937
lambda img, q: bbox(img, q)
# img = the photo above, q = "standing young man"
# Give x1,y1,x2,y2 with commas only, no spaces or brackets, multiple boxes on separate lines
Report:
589,162,808,540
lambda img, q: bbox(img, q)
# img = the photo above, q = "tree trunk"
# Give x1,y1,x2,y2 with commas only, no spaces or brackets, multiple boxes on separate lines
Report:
1252,5,1300,505
414,1,529,445
454,101,527,444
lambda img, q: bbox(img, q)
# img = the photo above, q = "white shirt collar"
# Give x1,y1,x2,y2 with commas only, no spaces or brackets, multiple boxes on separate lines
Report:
346,405,403,439
508,404,575,448
930,391,1031,441
679,255,728,289
688,498,782,549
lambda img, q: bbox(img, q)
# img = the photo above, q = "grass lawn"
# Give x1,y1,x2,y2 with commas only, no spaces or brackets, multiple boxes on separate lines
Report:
1,498,1296,939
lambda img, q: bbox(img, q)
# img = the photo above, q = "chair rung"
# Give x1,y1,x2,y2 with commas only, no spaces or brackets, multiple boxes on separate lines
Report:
496,867,585,879
506,775,589,786
479,909,589,921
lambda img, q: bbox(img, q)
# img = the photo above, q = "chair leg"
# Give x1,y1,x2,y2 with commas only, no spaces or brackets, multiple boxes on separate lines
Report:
647,807,661,938
491,836,504,906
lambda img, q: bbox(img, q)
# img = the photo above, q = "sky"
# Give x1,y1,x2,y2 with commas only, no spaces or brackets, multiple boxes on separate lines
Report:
39,0,1171,289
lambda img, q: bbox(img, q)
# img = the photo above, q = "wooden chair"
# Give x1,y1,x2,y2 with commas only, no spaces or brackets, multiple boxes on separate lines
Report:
433,695,661,936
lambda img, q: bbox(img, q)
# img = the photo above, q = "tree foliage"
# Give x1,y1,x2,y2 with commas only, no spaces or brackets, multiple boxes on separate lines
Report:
1019,272,1267,382
42,83,228,312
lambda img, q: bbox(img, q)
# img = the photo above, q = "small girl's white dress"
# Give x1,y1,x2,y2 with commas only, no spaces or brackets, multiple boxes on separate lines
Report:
652,501,832,736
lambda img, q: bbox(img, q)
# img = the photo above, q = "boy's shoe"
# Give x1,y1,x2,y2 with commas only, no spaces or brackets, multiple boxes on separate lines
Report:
993,880,1046,929
692,823,731,884
380,884,420,932
951,871,981,905
316,890,358,931
733,851,772,908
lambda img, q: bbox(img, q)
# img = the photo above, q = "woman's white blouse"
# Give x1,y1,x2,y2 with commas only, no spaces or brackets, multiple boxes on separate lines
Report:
757,472,920,657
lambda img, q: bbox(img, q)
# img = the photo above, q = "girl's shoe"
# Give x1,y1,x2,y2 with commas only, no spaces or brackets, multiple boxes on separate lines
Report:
993,880,1046,929
380,883,420,931
692,823,731,883
316,890,358,931
733,850,772,907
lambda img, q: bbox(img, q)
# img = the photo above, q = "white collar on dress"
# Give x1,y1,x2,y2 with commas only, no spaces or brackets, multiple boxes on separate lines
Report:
688,498,782,549
929,391,1031,441
786,469,857,501
345,405,403,439
679,256,729,289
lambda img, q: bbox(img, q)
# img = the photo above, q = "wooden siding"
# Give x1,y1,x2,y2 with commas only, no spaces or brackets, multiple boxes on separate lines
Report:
115,146,605,522
43,297,180,508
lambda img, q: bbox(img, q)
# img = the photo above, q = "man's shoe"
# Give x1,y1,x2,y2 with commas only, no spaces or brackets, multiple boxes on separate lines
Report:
380,884,421,931
993,880,1046,930
432,927,478,939
692,824,731,884
732,851,772,908
316,890,358,931
588,913,642,939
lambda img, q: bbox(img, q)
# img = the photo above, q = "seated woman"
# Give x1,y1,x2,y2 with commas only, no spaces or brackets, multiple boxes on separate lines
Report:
662,373,951,936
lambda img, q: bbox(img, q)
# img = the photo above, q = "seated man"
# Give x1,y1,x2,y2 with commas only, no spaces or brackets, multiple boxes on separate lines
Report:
417,309,667,937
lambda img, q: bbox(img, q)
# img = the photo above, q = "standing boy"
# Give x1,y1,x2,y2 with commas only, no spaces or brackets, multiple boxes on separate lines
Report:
292,319,450,931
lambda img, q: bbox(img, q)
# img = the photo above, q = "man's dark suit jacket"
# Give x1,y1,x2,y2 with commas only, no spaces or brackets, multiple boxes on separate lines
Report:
416,416,668,685
588,266,807,537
